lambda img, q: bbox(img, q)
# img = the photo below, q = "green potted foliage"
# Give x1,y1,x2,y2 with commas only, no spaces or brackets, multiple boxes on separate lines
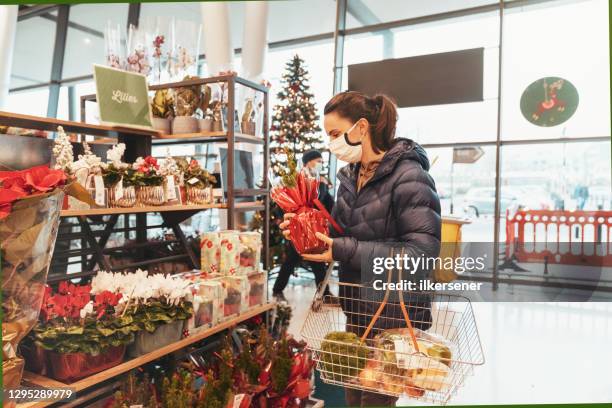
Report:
29,282,138,383
177,158,216,205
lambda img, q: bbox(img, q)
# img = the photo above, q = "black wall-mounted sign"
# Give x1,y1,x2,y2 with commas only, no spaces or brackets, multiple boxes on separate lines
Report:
348,48,484,108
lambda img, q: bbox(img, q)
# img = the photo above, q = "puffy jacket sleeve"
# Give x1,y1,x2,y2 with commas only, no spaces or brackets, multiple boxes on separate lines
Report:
331,163,441,280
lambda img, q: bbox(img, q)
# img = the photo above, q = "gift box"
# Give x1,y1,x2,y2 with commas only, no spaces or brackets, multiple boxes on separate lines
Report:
220,276,249,317
200,232,221,274
219,230,241,275
247,271,267,307
187,279,223,333
239,231,262,274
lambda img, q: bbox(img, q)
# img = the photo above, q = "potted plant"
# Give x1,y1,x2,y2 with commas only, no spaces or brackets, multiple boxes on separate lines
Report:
29,282,136,383
172,76,200,134
150,89,173,134
1,162,94,387
92,270,193,358
132,156,166,206
101,143,136,208
178,158,216,205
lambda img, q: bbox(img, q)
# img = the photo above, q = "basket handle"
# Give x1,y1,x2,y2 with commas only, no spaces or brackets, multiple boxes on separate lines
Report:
359,247,421,354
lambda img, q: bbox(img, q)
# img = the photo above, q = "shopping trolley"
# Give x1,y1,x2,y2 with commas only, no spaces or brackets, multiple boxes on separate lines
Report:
301,254,484,405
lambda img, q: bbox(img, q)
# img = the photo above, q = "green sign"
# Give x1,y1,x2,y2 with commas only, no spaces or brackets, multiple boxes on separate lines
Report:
94,64,153,129
520,76,579,127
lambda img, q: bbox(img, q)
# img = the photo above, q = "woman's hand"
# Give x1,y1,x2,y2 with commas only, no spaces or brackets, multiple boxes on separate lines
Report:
302,232,333,263
279,213,295,240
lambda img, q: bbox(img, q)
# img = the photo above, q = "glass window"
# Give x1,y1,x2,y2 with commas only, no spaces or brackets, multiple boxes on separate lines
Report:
501,0,610,140
6,89,50,117
10,16,56,88
62,4,129,79
346,0,498,28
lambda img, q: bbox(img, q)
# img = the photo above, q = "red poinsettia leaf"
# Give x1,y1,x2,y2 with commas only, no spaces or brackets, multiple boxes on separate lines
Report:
0,188,26,205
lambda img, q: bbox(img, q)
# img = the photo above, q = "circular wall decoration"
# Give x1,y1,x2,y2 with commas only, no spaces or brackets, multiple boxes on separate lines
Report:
520,77,579,127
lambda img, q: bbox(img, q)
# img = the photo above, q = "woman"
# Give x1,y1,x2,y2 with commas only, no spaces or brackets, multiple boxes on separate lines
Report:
281,91,441,407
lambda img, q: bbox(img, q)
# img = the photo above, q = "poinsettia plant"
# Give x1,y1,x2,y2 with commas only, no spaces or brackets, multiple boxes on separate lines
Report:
131,156,165,186
32,282,139,355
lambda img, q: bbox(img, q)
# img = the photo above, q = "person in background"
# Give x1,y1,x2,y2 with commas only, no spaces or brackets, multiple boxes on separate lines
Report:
272,149,335,303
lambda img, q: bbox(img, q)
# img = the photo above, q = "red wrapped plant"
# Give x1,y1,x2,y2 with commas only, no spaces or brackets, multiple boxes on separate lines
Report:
270,150,330,254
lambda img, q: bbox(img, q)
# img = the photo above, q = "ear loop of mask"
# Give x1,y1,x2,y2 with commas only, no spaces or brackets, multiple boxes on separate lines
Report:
343,121,362,146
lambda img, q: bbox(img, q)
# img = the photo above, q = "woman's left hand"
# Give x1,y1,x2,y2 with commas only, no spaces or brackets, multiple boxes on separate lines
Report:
302,232,333,263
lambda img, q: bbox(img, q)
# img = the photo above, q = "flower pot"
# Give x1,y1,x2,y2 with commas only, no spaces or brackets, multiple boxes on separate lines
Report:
2,357,24,408
128,320,184,358
212,119,223,132
186,186,213,205
136,185,165,206
108,185,136,208
46,345,125,383
198,118,213,132
172,116,199,134
2,190,63,365
152,117,171,134
241,120,256,136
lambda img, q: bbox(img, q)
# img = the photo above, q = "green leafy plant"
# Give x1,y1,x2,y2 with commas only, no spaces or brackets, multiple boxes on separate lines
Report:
177,158,216,189
151,89,174,119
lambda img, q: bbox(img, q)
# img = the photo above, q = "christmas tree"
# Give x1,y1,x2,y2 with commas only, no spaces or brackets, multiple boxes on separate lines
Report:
270,55,324,173
257,55,325,266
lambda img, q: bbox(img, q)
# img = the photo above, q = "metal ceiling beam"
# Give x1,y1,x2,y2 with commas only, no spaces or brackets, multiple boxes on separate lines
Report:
17,4,58,21
343,0,394,58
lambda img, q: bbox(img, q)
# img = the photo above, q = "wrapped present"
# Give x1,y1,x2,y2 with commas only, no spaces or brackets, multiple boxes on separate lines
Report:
220,276,249,317
200,232,221,273
270,149,342,254
247,271,267,307
239,231,262,274
219,230,241,275
193,279,223,329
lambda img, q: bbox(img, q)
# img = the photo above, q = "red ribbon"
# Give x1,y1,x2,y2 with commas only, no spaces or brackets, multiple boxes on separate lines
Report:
312,198,344,235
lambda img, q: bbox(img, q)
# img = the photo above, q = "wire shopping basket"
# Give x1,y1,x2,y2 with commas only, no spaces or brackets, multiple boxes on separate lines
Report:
301,262,485,405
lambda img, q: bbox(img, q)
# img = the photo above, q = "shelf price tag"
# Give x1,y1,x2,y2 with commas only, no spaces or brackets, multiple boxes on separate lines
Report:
94,175,105,206
166,175,177,200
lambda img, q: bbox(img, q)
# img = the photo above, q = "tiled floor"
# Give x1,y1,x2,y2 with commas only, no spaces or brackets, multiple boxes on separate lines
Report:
277,277,612,406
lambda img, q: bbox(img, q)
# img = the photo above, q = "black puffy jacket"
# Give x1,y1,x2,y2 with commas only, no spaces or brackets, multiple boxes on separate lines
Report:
330,138,441,334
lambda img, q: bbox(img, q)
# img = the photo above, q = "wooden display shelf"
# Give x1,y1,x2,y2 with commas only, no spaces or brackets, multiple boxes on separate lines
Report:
0,111,160,139
153,130,263,145
20,303,275,405
60,203,224,217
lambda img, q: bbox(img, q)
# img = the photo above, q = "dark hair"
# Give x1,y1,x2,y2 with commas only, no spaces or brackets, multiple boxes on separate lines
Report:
323,91,398,153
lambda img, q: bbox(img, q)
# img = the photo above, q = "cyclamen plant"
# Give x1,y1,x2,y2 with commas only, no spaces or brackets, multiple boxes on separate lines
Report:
132,156,165,186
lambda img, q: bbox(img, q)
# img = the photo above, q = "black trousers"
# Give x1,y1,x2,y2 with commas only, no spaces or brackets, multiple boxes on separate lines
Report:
272,244,329,294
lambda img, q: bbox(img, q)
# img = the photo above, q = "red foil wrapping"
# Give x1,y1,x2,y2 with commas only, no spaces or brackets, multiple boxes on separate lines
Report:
271,172,332,255
288,209,329,254
46,345,126,383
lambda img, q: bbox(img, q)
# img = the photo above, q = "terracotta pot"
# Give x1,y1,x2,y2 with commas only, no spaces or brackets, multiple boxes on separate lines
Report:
128,320,184,358
152,117,171,134
46,345,126,383
172,116,199,134
198,118,213,132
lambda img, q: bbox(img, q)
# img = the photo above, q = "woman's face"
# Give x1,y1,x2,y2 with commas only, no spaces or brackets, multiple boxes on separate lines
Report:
324,112,362,144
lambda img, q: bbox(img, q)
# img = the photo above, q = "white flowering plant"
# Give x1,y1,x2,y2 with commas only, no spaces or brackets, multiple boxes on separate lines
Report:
91,269,193,333
52,126,74,173
101,143,136,187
